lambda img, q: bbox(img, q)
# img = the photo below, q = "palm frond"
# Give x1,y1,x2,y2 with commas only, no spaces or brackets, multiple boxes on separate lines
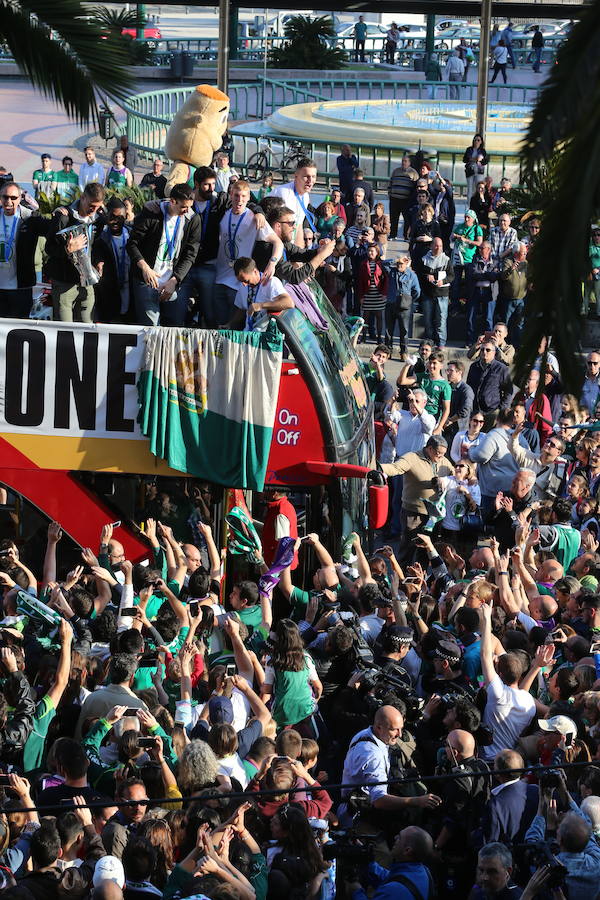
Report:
521,5,600,166
2,0,133,125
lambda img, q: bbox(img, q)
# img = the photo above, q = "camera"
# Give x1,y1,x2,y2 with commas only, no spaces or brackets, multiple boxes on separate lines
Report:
322,829,376,865
358,666,423,723
515,841,567,889
537,767,564,790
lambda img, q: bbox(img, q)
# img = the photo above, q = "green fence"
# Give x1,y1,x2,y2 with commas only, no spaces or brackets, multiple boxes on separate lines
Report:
122,77,535,193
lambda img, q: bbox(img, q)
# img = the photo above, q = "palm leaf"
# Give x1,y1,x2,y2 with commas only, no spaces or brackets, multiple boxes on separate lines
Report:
516,3,600,394
1,0,133,125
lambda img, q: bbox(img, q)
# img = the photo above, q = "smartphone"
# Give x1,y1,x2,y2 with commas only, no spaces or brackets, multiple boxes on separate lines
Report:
225,663,236,677
0,774,11,785
189,600,199,617
120,607,138,617
110,520,121,528
123,708,140,717
404,577,421,584
138,737,156,748
551,629,563,641
591,641,600,655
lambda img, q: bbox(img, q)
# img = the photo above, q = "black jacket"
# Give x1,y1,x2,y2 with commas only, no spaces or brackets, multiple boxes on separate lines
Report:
254,239,318,284
95,226,132,322
1,670,35,763
467,359,513,413
127,200,201,285
45,204,106,285
2,209,50,288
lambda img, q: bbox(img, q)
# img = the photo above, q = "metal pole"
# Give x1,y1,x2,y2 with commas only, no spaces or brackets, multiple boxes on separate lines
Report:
476,0,492,140
217,0,230,94
136,3,146,40
261,7,269,120
425,14,435,64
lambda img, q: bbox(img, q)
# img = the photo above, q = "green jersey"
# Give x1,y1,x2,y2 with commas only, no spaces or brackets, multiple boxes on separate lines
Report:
55,169,79,202
417,373,452,420
23,695,56,772
32,169,55,196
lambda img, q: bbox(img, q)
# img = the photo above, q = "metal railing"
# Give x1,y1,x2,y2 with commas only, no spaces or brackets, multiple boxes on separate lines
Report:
148,34,564,67
122,77,535,193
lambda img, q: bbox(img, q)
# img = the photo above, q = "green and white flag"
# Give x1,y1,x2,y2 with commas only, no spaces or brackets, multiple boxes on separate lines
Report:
137,323,283,490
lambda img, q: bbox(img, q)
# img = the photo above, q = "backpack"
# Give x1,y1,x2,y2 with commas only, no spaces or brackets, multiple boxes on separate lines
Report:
387,867,435,900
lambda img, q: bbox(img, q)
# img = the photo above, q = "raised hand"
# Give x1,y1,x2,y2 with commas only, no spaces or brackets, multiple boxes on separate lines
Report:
48,521,62,544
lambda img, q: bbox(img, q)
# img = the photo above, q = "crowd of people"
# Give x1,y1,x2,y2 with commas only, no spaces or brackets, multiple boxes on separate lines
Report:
4,327,600,899
2,136,598,348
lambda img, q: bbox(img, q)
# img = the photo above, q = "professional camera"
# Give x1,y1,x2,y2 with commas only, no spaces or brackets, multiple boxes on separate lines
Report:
322,829,377,865
358,665,424,723
537,767,564,791
515,841,567,889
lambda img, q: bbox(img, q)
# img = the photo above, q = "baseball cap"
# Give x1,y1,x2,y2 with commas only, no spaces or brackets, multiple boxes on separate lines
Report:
208,695,234,724
538,715,577,739
93,856,125,889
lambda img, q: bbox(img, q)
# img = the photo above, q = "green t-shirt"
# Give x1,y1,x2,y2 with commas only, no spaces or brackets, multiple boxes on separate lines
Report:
55,170,79,202
417,373,452,419
237,605,263,629
454,223,483,264
23,695,55,773
32,169,55,195
289,584,341,621
107,167,127,188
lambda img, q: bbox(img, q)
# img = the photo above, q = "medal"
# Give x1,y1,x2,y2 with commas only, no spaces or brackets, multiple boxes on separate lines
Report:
227,210,247,262
0,211,18,265
163,208,182,262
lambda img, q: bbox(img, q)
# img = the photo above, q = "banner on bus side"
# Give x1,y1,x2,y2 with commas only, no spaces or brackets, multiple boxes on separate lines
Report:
0,319,283,487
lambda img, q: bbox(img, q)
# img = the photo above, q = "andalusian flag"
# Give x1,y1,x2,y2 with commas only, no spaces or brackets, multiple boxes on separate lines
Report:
137,323,283,490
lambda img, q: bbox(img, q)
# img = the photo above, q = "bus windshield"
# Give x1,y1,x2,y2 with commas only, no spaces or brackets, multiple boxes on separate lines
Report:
278,279,371,457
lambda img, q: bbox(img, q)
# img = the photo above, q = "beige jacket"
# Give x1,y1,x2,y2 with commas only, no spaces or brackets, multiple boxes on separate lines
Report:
381,451,454,514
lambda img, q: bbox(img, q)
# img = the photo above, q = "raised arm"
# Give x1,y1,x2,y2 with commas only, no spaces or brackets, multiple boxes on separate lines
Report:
198,521,221,579
231,674,271,727
47,618,73,708
351,531,375,585
479,601,496,686
42,521,62,587
224,617,254,681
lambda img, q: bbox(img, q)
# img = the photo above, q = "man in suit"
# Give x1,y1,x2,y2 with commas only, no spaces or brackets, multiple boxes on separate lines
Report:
482,749,538,843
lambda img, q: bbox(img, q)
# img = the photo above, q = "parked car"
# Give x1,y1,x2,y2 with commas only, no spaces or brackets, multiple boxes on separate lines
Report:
122,25,162,48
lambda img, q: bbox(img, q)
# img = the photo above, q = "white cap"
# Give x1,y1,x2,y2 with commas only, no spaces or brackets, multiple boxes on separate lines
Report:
92,856,125,888
538,715,577,739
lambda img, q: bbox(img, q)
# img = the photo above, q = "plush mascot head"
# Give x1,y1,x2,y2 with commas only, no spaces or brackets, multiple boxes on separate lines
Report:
164,84,230,195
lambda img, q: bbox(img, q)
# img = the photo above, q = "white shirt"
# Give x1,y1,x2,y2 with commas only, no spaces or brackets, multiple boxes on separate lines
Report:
450,429,486,464
441,476,481,531
216,208,275,289
153,201,193,286
493,45,509,64
271,181,313,242
481,674,536,760
234,274,286,330
0,206,22,290
215,167,239,193
394,408,436,458
217,752,249,788
78,161,105,189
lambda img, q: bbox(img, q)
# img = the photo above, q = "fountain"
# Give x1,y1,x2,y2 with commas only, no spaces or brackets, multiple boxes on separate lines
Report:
267,98,530,153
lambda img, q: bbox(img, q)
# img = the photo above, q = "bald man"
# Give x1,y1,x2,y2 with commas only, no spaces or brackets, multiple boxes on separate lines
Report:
341,705,441,835
182,543,201,577
433,728,489,862
348,825,434,899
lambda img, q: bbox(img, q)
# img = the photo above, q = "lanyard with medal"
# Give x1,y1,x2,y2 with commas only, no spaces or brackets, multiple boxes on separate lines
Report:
163,209,182,262
0,211,18,264
227,210,246,265
111,231,128,284
293,187,316,232
195,199,213,246
247,276,262,327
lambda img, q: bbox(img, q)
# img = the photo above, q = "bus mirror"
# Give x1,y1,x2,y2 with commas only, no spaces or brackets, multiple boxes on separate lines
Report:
367,470,389,531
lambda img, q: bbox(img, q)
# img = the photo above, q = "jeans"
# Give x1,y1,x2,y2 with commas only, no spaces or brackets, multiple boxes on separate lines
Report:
385,302,412,351
355,39,365,62
532,46,542,71
133,281,164,326
389,197,411,239
496,296,525,346
433,294,449,346
448,73,462,99
177,261,217,326
490,62,507,83
450,264,467,306
0,287,33,318
505,41,516,67
213,283,237,327
421,294,434,341
52,281,94,322
467,285,495,342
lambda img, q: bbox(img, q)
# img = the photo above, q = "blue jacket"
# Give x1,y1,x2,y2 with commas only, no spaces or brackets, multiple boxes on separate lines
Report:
385,265,421,305
352,861,433,900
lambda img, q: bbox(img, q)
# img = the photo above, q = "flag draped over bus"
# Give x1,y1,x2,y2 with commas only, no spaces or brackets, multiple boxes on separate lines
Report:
137,324,283,490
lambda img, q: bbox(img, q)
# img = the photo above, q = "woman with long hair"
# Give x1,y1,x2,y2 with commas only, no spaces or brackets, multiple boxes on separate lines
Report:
136,818,174,890
261,619,322,738
267,804,329,900
463,133,488,202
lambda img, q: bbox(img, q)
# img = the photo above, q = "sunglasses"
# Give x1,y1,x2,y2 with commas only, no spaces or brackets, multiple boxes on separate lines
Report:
545,442,561,449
